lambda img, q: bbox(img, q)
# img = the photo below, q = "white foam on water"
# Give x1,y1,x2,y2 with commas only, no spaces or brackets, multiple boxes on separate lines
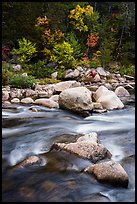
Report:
8,141,48,166
102,142,125,162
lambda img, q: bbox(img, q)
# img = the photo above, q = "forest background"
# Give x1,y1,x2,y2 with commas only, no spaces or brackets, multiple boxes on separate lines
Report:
2,2,135,88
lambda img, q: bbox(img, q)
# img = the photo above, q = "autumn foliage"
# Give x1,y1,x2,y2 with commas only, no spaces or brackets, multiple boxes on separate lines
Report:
87,33,99,47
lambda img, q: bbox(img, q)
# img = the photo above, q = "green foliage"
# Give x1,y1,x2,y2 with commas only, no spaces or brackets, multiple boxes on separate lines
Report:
12,37,37,63
36,77,61,85
10,74,36,88
53,41,74,64
99,40,115,68
120,41,135,65
85,11,100,34
43,41,74,68
96,16,118,68
2,62,14,85
2,2,135,74
22,60,56,78
2,61,13,71
2,70,14,85
118,65,135,76
66,32,83,59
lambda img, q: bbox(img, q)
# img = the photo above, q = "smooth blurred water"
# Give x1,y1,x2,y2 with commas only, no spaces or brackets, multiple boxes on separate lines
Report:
2,100,135,202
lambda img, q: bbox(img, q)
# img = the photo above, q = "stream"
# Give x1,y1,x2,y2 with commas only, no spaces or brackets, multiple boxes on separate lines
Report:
2,96,135,202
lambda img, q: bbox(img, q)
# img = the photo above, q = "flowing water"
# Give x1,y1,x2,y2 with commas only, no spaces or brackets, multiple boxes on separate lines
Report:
2,97,135,202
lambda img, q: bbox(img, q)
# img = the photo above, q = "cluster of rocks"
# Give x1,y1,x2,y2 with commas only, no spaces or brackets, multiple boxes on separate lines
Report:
51,132,129,187
2,66,134,116
15,132,129,188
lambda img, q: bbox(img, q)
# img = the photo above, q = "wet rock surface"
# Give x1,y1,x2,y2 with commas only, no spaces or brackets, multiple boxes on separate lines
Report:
51,132,112,163
84,160,129,187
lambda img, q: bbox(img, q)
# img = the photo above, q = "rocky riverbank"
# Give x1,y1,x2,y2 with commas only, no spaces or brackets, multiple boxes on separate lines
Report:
2,66,135,116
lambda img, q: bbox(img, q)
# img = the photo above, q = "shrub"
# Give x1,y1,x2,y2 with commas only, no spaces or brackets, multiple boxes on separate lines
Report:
118,65,135,76
2,61,13,71
2,62,14,85
11,37,37,64
2,70,14,85
22,60,56,78
49,41,74,67
66,32,83,59
10,74,36,88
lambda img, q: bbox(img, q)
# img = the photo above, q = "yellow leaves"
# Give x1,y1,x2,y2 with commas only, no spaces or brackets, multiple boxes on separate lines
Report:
69,4,93,19
85,5,94,16
69,4,94,32
69,5,85,20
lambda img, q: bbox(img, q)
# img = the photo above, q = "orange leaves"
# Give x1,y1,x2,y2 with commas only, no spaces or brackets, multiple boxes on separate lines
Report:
35,16,49,27
82,51,89,61
87,33,99,47
35,16,64,44
42,29,51,41
55,30,64,40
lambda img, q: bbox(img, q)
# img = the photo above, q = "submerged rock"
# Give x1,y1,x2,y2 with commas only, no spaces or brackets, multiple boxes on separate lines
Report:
84,160,128,187
51,132,111,163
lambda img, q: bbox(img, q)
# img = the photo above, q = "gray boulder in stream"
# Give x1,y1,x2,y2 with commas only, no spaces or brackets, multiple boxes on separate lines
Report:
51,132,112,163
58,86,93,115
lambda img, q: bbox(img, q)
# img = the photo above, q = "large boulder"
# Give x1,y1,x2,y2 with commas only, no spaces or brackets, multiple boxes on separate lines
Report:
54,80,81,93
84,160,128,187
51,132,111,163
58,86,93,114
93,85,124,110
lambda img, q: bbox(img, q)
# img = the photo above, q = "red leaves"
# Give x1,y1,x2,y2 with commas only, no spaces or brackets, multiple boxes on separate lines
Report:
87,33,99,47
88,70,97,77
